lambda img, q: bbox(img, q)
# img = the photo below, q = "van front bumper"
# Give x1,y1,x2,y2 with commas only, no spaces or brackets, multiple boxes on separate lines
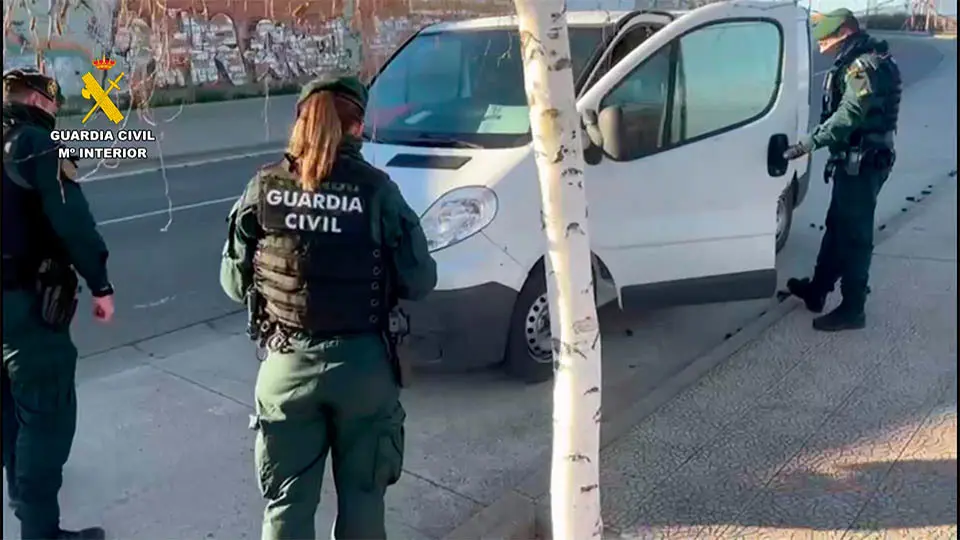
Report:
398,282,518,372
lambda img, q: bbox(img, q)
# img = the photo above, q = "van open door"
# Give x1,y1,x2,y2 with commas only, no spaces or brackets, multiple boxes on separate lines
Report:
793,7,814,204
578,0,800,309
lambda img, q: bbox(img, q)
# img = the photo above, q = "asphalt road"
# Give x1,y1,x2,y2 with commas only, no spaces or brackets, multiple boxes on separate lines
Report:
73,35,949,358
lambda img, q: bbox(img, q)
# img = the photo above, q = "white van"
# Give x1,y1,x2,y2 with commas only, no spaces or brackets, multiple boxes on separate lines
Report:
361,1,814,383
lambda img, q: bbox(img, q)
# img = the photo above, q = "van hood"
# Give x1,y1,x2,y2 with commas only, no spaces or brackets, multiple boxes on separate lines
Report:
361,142,531,215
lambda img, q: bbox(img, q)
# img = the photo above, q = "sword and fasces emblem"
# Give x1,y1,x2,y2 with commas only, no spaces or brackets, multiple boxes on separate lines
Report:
80,55,125,125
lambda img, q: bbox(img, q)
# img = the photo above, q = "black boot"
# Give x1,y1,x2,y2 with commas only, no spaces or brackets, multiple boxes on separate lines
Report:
56,527,106,540
786,278,827,313
812,304,865,332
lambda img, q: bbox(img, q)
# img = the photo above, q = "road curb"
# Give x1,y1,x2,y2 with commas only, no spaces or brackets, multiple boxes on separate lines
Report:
445,167,958,540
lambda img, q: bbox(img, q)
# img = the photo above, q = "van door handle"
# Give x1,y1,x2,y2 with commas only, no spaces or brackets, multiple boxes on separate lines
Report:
767,133,790,178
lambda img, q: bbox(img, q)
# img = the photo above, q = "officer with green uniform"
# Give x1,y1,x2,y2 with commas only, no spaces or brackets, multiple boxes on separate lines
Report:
219,75,437,540
783,8,901,332
3,68,115,539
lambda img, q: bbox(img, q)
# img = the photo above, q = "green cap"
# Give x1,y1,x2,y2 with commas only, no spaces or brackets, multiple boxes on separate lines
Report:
812,8,858,41
2,67,64,105
297,73,368,113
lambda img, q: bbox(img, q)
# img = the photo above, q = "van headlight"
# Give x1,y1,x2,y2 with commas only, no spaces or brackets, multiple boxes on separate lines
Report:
420,186,498,253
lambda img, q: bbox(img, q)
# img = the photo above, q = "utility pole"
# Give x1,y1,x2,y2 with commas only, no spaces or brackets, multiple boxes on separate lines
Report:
512,1,603,539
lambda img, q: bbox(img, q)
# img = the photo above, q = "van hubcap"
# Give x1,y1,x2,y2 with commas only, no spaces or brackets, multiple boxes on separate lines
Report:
525,294,553,363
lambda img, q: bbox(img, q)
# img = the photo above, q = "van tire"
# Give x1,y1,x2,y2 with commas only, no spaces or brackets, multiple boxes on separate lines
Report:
504,261,599,385
504,264,554,384
776,181,796,254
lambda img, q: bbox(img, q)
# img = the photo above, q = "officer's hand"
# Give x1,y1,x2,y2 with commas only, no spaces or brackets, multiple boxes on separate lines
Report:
783,138,813,161
93,295,115,323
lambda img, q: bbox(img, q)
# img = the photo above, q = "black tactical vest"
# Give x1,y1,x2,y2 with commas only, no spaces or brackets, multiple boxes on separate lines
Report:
2,121,57,289
254,155,390,336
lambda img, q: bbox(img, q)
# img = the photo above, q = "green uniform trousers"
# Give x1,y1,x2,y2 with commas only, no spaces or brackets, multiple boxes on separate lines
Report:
2,291,79,540
811,160,892,311
252,333,405,540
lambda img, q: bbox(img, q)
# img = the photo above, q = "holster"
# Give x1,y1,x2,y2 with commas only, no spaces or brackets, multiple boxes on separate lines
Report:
844,149,864,176
245,287,274,361
387,307,412,388
34,259,79,330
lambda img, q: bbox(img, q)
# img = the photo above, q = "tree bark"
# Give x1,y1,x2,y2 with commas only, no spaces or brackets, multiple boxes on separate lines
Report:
513,1,603,539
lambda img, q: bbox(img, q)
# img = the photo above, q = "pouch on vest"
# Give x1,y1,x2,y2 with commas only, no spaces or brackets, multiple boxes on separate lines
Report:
35,258,80,330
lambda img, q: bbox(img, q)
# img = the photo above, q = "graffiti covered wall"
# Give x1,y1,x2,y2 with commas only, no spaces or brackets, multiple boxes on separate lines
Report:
4,0,514,107
3,0,117,98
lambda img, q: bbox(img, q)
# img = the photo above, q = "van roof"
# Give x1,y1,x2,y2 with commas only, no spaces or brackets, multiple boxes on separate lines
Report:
421,9,690,33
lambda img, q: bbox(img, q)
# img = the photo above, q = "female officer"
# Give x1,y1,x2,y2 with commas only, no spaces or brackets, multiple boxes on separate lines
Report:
219,74,437,540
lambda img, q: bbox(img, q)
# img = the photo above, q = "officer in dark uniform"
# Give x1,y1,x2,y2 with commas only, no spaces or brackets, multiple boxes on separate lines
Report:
219,74,437,540
2,68,115,539
783,8,901,332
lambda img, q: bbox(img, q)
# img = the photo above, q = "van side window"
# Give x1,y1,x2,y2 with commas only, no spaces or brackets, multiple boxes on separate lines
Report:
596,20,782,162
598,45,673,160
591,25,658,84
671,21,782,143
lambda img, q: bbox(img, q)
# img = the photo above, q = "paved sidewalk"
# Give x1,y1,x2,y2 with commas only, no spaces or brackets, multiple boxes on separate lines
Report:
598,181,958,539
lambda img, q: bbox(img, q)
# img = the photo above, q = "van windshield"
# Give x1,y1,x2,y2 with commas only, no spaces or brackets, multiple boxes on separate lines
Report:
364,26,607,149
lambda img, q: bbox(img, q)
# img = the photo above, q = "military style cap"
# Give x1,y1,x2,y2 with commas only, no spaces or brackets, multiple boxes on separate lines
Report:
2,67,64,105
297,73,368,113
812,8,858,41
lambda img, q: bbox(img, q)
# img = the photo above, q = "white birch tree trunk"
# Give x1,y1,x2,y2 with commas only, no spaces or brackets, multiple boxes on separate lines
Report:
513,1,603,539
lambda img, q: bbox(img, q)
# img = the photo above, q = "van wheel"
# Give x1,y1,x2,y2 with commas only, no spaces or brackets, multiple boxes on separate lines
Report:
775,182,796,254
503,262,599,385
504,265,554,384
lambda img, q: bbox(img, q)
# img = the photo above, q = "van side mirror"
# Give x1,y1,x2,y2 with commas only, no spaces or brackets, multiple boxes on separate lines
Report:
598,104,630,161
581,109,604,165
767,133,790,177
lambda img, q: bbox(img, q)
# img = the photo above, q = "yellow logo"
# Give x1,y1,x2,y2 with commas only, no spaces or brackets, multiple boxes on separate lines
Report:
80,57,125,125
